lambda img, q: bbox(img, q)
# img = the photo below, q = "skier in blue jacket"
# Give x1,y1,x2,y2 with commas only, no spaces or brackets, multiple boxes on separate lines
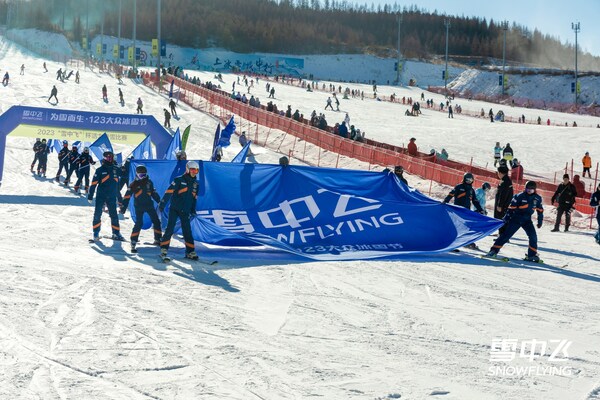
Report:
158,160,200,260
443,173,484,213
64,145,80,186
55,140,70,182
73,147,95,194
88,151,124,241
486,181,544,262
120,165,162,253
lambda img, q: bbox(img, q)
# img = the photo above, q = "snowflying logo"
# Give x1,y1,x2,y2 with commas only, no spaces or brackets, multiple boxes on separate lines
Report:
488,338,573,377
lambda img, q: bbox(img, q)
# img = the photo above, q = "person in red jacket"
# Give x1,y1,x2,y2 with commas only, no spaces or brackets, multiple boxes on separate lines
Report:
407,137,418,156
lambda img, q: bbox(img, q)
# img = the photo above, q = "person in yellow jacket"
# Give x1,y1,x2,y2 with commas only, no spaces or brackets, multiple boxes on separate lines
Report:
582,152,592,178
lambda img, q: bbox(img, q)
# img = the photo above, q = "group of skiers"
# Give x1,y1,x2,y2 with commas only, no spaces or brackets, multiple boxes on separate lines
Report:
29,138,200,260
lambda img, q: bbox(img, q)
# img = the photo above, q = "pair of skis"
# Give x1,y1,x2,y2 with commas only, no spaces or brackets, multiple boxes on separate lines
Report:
89,236,218,265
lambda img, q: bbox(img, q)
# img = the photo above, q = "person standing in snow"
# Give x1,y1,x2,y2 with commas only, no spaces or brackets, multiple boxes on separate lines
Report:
474,182,491,214
48,85,58,104
486,181,544,262
269,87,275,99
88,151,124,241
550,174,577,232
169,98,178,117
163,109,171,128
158,161,200,261
502,143,513,165
20,64,25,75
73,147,95,194
325,97,333,111
493,142,503,166
102,84,108,101
136,97,143,114
118,88,124,106
55,140,70,182
333,93,340,111
36,139,50,177
64,145,80,186
2,71,9,86
582,152,592,178
590,183,600,245
443,173,485,250
494,166,513,235
56,68,63,81
43,62,48,73
120,164,162,253
75,70,80,84
30,138,42,172
448,105,453,118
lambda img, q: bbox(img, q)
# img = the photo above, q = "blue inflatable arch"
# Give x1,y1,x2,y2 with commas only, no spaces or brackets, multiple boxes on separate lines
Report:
0,105,172,186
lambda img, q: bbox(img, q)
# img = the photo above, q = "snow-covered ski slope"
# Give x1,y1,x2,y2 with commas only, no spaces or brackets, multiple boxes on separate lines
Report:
1,35,600,400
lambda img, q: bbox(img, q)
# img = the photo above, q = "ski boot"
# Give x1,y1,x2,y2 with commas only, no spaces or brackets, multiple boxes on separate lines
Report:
112,233,126,241
485,249,498,258
130,241,138,253
160,248,170,262
185,251,199,260
55,176,60,183
524,254,541,263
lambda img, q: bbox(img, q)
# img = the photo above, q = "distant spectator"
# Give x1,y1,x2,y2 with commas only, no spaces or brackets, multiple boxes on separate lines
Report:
583,152,592,178
407,137,418,156
572,174,587,198
279,156,289,167
502,143,514,164
510,159,524,183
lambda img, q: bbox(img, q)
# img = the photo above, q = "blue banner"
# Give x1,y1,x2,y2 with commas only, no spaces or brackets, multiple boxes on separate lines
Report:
115,153,123,166
131,135,154,160
160,40,167,57
119,45,125,59
217,117,236,148
89,133,113,162
231,141,251,163
128,161,503,260
163,128,181,160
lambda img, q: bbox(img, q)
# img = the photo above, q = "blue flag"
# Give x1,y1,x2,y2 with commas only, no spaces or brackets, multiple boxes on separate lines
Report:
231,140,252,163
217,116,236,148
89,133,113,162
51,139,62,153
131,135,154,160
163,128,181,160
210,124,221,162
115,153,123,166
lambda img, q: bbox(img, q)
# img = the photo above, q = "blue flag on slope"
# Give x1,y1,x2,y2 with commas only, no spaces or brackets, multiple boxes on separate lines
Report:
231,140,252,163
131,135,154,160
163,128,181,160
89,133,113,162
52,139,62,153
210,124,221,162
217,116,236,148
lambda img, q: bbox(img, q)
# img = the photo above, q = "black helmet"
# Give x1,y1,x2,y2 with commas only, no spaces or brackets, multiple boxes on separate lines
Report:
463,172,474,184
103,151,114,162
482,182,491,190
62,140,68,145
135,165,147,174
525,181,537,190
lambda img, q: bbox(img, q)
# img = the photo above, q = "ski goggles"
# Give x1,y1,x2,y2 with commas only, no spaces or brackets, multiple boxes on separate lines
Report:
136,173,147,179
188,168,199,174
465,177,474,184
526,188,535,194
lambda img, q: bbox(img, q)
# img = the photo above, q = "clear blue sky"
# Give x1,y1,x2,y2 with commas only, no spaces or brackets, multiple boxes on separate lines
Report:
345,0,599,56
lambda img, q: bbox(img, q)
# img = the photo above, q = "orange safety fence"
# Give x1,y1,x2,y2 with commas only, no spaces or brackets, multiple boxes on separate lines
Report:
143,75,597,229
